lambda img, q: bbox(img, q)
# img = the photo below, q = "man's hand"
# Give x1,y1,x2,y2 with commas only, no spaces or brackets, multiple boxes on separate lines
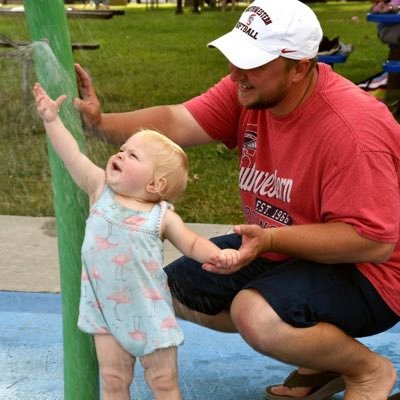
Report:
233,224,272,266
73,63,102,129
201,224,272,274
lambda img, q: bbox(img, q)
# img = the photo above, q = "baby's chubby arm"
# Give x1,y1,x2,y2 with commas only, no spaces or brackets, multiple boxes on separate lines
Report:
162,209,239,268
33,83,105,199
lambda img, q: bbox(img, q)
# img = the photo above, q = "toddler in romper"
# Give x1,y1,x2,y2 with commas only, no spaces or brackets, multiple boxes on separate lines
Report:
33,83,239,400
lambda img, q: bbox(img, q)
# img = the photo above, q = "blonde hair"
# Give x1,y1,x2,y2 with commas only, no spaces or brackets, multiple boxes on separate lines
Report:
134,129,188,203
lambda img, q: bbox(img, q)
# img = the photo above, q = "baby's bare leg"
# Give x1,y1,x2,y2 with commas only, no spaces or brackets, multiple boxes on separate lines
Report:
140,346,182,400
94,334,135,400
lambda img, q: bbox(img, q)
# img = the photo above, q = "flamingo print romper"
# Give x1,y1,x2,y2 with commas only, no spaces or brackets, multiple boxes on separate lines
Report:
78,185,184,356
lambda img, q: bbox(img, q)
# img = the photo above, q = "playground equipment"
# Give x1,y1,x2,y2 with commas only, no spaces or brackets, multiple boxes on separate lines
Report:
23,1,99,398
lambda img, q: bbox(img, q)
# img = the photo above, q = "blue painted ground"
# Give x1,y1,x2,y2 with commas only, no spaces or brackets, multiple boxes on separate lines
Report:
0,291,399,400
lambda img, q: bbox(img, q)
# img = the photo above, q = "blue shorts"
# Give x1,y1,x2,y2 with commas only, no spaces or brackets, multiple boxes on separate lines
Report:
165,234,399,338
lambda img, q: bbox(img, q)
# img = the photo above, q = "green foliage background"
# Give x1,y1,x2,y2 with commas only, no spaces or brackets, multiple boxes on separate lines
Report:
0,2,389,223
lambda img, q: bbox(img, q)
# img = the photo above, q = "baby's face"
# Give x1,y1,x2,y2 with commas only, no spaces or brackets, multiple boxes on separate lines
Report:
105,135,157,198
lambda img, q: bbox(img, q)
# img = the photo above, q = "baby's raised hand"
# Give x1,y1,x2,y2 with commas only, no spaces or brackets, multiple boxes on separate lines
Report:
33,83,67,123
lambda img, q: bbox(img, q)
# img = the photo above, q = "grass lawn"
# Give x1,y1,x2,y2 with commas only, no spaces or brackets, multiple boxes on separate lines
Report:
0,1,390,223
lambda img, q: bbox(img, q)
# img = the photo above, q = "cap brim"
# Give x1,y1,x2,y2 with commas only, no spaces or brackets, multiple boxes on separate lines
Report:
208,29,279,70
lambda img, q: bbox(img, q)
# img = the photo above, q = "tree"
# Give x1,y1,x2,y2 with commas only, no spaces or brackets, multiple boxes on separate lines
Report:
176,0,183,14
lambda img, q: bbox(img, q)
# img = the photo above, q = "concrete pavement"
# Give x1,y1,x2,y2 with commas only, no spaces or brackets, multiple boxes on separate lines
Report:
0,214,231,293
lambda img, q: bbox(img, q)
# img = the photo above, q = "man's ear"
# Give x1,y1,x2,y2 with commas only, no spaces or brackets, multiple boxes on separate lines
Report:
146,177,167,196
293,59,312,83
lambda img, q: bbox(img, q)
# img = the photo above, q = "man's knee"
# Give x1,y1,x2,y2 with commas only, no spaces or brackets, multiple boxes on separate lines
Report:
231,289,283,352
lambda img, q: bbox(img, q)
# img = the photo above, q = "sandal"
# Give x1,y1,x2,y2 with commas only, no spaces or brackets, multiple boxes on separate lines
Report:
265,370,345,400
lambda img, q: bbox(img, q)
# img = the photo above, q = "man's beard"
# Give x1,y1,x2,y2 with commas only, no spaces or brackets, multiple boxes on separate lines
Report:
243,96,283,110
245,100,276,109
241,84,288,110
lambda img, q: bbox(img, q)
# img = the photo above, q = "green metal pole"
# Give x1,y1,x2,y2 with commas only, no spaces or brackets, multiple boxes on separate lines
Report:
23,1,99,399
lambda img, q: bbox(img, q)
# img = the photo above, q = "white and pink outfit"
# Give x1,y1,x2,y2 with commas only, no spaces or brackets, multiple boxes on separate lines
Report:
78,185,184,356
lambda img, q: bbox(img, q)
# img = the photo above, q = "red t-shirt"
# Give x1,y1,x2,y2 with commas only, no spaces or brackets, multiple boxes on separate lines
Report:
184,63,400,316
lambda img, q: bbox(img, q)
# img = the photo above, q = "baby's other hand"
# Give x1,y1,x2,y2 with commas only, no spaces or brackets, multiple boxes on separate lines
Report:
202,249,240,274
217,249,240,269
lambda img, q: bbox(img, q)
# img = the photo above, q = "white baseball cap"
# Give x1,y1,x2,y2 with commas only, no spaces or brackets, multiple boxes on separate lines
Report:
208,0,323,70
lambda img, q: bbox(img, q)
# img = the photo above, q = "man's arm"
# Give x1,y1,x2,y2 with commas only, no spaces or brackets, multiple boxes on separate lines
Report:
73,64,214,147
203,222,396,273
241,222,395,263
